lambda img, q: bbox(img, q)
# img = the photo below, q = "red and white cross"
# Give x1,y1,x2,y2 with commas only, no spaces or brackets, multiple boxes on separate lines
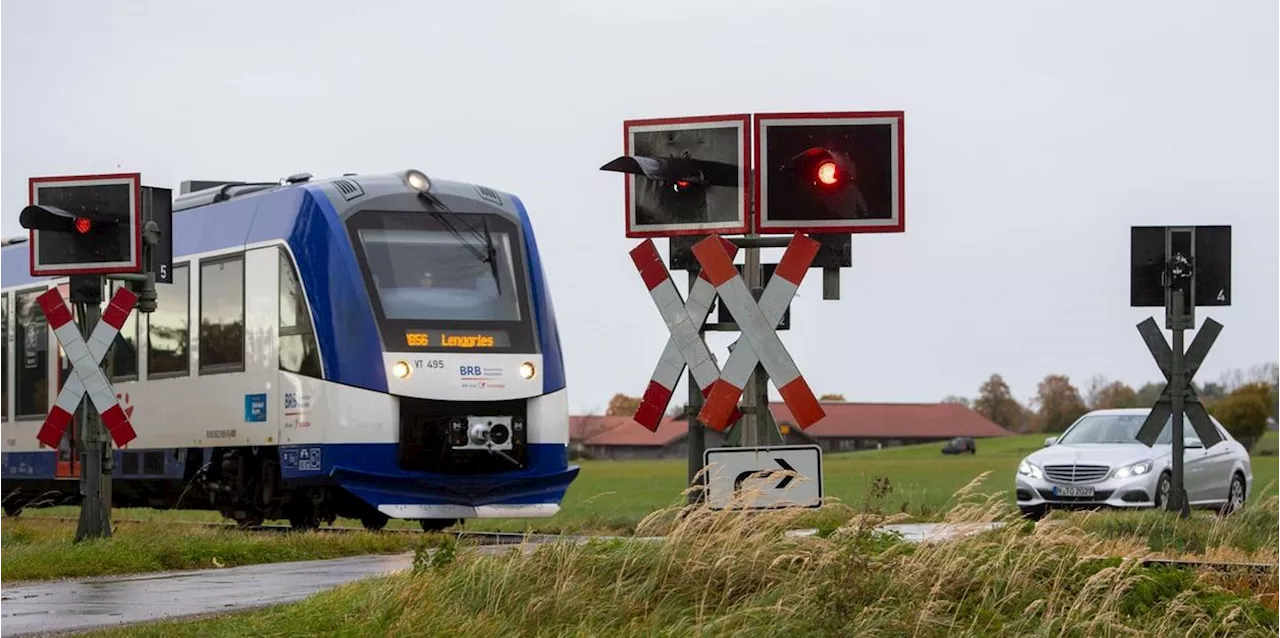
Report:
36,286,139,449
692,233,826,432
629,238,743,431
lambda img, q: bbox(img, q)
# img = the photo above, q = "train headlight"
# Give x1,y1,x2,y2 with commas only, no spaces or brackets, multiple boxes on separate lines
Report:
519,361,536,379
405,169,431,193
392,360,412,379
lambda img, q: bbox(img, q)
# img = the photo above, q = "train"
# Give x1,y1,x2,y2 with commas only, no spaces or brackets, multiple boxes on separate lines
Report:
0,169,579,531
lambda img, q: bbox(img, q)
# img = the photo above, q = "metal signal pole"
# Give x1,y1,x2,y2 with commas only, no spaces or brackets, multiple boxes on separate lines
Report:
70,276,111,541
1167,290,1191,518
687,270,707,505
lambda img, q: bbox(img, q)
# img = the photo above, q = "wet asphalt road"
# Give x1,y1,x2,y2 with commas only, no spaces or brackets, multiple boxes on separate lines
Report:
1,552,419,637
1,523,1003,636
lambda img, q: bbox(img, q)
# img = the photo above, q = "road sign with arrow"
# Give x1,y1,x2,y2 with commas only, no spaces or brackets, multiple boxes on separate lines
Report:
702,444,823,510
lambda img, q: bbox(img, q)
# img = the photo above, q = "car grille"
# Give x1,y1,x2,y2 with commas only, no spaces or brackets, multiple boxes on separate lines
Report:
1043,464,1110,484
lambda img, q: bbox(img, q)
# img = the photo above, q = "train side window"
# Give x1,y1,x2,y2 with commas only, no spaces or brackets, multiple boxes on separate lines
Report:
148,263,190,378
105,281,139,381
199,254,245,374
278,250,322,378
14,289,49,419
2,293,8,422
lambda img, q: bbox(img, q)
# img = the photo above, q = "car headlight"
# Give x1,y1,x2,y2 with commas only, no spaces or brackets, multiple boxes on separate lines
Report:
1018,460,1044,480
1112,459,1153,479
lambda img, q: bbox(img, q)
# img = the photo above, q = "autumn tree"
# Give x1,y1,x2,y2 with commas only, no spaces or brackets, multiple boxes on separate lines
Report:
819,393,846,402
1209,382,1272,452
972,374,1024,431
1134,382,1164,407
1089,379,1139,410
1195,382,1228,406
605,393,641,417
1216,362,1278,420
1032,374,1089,433
1085,375,1109,408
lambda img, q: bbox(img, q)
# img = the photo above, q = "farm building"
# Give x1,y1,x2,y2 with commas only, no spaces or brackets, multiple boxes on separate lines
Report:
571,401,1013,461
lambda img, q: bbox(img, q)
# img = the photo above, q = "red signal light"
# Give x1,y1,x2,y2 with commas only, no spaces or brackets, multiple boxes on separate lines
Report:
816,161,838,185
74,217,93,234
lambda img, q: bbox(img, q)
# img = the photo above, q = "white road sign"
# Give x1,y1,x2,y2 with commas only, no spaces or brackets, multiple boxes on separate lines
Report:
702,444,823,510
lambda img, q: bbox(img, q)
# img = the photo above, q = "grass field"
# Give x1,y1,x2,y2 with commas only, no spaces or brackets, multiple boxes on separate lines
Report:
6,431,1276,582
19,431,1279,533
0,518,427,582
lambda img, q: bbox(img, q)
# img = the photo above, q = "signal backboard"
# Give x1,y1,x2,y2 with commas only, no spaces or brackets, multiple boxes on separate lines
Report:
755,111,904,235
28,173,142,276
619,114,750,238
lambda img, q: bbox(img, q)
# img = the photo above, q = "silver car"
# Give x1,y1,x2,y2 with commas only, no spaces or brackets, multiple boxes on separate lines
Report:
1015,408,1253,519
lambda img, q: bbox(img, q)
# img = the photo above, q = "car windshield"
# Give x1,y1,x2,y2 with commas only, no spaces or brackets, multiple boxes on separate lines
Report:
1056,413,1208,445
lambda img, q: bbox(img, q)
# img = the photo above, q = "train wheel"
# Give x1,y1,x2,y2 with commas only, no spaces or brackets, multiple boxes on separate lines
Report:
419,518,457,532
288,508,321,531
361,511,390,532
1,491,23,515
290,516,319,531
235,514,265,529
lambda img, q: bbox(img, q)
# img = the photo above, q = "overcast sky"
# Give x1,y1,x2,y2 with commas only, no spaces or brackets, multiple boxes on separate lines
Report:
3,1,1277,415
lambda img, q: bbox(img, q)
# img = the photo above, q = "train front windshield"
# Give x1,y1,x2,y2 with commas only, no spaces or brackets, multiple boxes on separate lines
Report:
348,210,537,353
359,228,521,322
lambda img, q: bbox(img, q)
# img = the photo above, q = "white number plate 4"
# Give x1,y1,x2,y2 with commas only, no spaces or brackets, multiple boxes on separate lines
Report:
1053,485,1095,497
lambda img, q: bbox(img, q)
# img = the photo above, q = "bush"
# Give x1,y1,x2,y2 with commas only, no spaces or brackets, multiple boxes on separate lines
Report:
1210,383,1273,451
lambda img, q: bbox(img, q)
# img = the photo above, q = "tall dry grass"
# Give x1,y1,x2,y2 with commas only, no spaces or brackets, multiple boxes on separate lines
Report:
365,473,1276,636
81,474,1279,638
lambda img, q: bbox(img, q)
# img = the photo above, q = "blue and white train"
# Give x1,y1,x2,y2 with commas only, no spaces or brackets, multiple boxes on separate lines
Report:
0,169,578,530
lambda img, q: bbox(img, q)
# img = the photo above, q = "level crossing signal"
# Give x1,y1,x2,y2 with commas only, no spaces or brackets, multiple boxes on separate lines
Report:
692,233,825,431
1129,224,1232,517
36,286,140,449
755,111,905,235
22,174,144,276
17,171,170,542
602,110,906,508
629,237,744,431
21,173,174,286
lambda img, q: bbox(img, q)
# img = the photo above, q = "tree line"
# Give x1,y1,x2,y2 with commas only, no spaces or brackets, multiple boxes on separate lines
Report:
946,362,1278,450
595,364,1277,451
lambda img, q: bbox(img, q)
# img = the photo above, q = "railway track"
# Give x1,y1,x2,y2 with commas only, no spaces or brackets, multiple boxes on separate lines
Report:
17,514,1280,572
19,515,563,545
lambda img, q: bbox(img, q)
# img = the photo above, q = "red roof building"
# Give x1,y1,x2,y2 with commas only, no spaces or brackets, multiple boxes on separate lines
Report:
571,401,1013,460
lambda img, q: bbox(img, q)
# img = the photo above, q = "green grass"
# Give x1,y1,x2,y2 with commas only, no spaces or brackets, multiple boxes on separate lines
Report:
0,518,430,582
17,431,1280,536
80,490,1280,638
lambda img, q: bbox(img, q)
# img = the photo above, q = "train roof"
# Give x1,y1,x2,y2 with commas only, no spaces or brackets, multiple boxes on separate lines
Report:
2,170,527,289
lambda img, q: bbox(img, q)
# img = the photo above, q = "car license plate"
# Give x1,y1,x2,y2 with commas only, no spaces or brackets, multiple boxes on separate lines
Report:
1052,485,1095,498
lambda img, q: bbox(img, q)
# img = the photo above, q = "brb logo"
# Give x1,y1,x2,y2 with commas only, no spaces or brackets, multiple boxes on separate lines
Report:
460,365,483,377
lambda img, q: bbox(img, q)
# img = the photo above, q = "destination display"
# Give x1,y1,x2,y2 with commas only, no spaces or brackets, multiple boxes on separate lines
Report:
403,329,512,349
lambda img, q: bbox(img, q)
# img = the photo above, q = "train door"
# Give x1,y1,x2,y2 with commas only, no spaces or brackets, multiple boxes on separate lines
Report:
53,282,79,480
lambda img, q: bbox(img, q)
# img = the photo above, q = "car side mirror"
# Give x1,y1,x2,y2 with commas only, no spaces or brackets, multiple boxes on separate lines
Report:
1044,437,1057,447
